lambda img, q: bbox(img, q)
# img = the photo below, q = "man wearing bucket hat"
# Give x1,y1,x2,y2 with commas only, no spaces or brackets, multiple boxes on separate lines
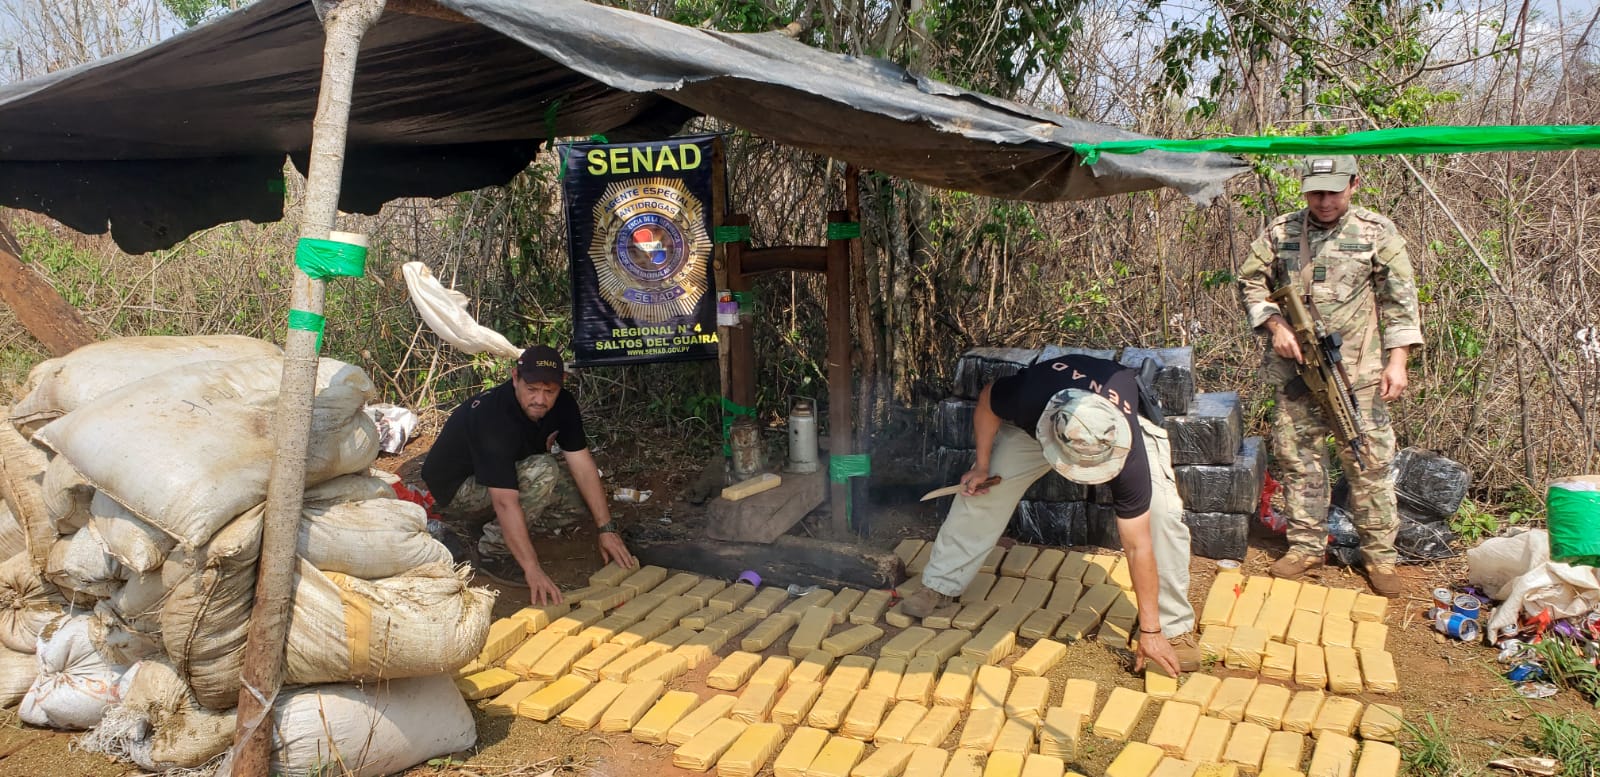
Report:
904,354,1199,677
1237,156,1423,598
422,344,636,604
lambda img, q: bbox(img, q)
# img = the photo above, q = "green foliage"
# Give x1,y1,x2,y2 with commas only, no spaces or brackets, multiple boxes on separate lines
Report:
1531,639,1600,708
1448,498,1504,543
662,0,790,33
1531,713,1600,777
162,0,235,28
1400,713,1460,777
916,0,1086,95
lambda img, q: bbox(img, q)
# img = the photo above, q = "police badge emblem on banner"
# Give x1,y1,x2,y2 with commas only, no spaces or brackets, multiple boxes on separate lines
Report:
562,135,721,367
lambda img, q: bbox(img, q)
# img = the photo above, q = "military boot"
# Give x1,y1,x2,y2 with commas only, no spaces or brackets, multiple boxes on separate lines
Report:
901,586,953,619
1269,551,1324,580
1366,563,1404,598
1169,632,1204,673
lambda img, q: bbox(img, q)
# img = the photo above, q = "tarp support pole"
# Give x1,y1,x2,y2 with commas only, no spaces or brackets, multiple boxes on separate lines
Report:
224,1,387,775
725,213,756,417
0,220,95,356
825,209,854,535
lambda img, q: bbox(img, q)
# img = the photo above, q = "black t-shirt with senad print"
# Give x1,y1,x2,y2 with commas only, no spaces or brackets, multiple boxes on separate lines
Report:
421,380,587,507
988,355,1151,518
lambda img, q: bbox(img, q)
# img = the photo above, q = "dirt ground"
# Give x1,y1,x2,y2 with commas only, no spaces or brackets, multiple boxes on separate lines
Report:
0,441,1591,777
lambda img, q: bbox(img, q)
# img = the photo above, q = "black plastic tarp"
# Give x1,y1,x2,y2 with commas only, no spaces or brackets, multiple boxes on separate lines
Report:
0,0,1248,253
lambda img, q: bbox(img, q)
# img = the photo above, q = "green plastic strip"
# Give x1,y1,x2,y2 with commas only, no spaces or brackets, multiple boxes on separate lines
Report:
829,453,871,483
1549,484,1600,567
287,309,326,352
294,238,367,281
826,221,861,240
1071,124,1600,165
721,397,757,457
714,225,752,243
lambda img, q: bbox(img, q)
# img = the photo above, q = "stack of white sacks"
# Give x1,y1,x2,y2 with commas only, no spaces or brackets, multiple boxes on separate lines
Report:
0,336,492,776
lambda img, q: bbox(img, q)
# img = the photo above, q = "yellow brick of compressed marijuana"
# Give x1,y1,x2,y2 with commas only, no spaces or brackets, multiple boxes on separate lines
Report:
985,751,1027,777
617,565,668,598
1093,686,1151,740
1006,676,1052,723
1262,641,1297,682
809,686,859,730
1306,732,1357,777
1057,552,1090,582
1358,649,1398,693
934,656,980,707
898,654,939,705
517,674,593,721
1014,638,1067,677
823,624,885,658
1294,584,1329,614
1226,626,1270,671
825,588,866,622
867,656,908,695
880,627,935,660
1045,581,1084,614
707,651,763,691
1281,691,1325,734
614,591,670,621
633,652,692,685
895,539,927,568
1286,610,1323,646
1260,768,1305,777
809,736,869,777
510,602,568,633
1196,765,1240,777
1294,643,1326,690
741,585,788,618
1312,697,1363,739
1146,669,1179,701
945,751,987,777
1172,673,1221,709
590,561,634,588
1000,545,1041,578
790,650,836,686
577,587,631,611
684,578,729,608
741,612,799,652
1255,597,1296,642
674,717,749,771
677,630,730,668
971,664,1013,710
1024,754,1066,777
1352,622,1388,652
611,617,673,649
1201,579,1241,628
994,717,1038,753
456,667,520,700
907,705,961,747
666,693,741,746
963,627,1017,665
650,595,703,625
1028,548,1068,579
476,618,531,666
528,635,592,681
484,679,547,716
577,614,635,647
954,601,1000,631
957,706,1007,752
706,610,762,641
908,544,935,576
657,572,703,599
572,643,630,681
923,603,965,631
917,629,973,664
651,625,700,650
1106,741,1166,777
718,722,785,777
1060,678,1100,723
1074,583,1123,616
790,606,837,658
682,607,723,630
1323,647,1362,695
730,681,782,724
1209,676,1258,722
1244,684,1293,729
840,689,894,740
1021,610,1067,641
633,693,704,745
1349,594,1387,624
600,678,666,732
1147,700,1203,756
1358,704,1403,742
1320,616,1354,649
1151,759,1200,777
987,576,1025,605
1263,731,1307,769
875,700,929,743
775,727,832,777
1039,706,1083,760
560,678,629,730
1268,577,1302,600
962,573,999,604
709,582,759,613
598,643,665,682
1109,557,1135,591
1184,716,1232,763
547,606,606,636
1229,586,1269,628
1353,741,1400,777
1014,578,1055,611
850,589,894,625
772,680,825,725
743,655,792,687
1224,721,1272,771
853,741,916,777
1200,626,1235,663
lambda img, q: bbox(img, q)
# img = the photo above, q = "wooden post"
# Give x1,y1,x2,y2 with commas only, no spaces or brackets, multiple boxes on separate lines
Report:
844,165,870,536
224,1,386,775
825,210,853,535
0,221,96,356
725,214,755,412
711,139,731,463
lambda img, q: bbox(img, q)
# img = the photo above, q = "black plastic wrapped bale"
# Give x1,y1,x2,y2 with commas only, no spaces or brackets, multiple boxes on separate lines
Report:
1325,505,1363,566
952,347,1041,399
1173,436,1266,514
1163,391,1244,466
1036,345,1118,364
936,447,977,484
936,397,977,449
1184,512,1249,560
1118,346,1195,416
1089,483,1114,505
1391,448,1472,520
1025,471,1088,503
1396,508,1460,562
1086,503,1122,550
1009,501,1088,546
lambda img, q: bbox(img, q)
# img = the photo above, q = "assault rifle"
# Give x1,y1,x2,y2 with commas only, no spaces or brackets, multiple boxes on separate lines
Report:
1268,285,1370,470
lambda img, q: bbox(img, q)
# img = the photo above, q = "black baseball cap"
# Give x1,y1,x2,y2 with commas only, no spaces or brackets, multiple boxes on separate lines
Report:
515,345,564,384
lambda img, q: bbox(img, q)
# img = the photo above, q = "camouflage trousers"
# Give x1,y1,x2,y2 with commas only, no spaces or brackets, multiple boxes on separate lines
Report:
1271,382,1399,565
436,455,585,556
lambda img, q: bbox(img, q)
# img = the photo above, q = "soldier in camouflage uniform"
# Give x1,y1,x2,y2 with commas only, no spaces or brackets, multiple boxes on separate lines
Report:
1236,156,1423,598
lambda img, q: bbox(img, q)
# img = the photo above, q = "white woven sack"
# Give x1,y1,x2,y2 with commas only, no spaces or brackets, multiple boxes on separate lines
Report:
0,642,35,707
19,614,130,729
270,674,475,777
0,501,23,562
0,551,67,653
108,568,166,633
300,498,453,580
160,506,260,710
33,357,380,549
88,600,163,667
41,454,93,533
7,335,284,432
77,660,235,771
90,491,174,574
0,418,53,571
45,525,125,601
285,560,493,684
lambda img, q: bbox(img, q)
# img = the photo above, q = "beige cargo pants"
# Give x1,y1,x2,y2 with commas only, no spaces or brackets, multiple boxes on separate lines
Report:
920,419,1196,637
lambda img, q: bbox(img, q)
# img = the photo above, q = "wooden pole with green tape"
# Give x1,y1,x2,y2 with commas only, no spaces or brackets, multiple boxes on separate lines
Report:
223,0,387,774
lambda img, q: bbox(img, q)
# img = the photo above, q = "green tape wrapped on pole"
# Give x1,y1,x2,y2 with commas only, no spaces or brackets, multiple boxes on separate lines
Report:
1071,124,1600,165
721,397,756,457
293,237,368,280
287,308,326,352
830,454,871,531
714,225,752,243
826,221,861,240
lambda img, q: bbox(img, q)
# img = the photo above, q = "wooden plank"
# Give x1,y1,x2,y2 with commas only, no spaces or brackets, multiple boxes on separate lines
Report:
0,221,95,356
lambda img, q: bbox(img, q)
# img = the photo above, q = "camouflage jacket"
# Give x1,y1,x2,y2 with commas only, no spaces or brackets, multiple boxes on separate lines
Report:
1237,206,1424,385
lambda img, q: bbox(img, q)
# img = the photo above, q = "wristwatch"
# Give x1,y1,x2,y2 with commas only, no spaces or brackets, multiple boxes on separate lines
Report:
596,521,619,535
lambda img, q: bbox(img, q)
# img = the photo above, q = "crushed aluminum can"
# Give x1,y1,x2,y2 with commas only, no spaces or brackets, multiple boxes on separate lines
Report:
613,488,653,503
786,584,819,597
1514,682,1560,699
1506,662,1548,682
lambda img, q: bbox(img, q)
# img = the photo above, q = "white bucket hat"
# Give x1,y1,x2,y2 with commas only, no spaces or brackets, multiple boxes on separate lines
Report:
1036,388,1133,484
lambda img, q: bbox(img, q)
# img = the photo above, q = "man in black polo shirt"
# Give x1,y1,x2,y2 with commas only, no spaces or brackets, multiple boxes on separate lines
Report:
422,345,635,604
903,354,1199,676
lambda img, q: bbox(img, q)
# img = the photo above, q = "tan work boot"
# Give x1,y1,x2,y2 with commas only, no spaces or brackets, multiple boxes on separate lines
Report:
1168,632,1204,673
1366,563,1404,598
1269,551,1324,580
901,586,953,619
